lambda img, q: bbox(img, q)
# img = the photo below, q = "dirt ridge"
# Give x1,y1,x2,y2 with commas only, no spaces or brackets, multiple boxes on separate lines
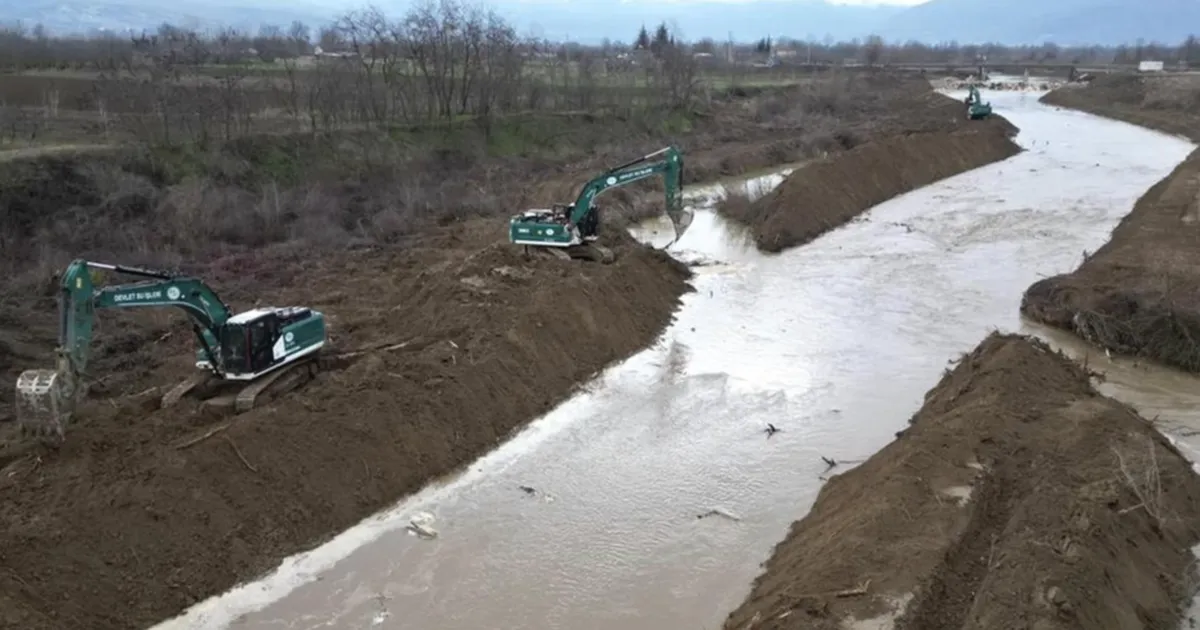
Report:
1023,78,1200,371
723,333,1200,630
718,96,1020,253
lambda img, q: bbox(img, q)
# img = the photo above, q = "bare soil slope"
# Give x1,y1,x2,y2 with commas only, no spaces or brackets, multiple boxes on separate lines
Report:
1024,76,1200,371
0,225,690,630
724,333,1200,630
718,92,1020,252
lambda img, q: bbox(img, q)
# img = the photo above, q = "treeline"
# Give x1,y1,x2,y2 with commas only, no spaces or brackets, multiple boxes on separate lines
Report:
1,0,1198,149
0,0,709,147
3,13,1200,73
687,34,1200,67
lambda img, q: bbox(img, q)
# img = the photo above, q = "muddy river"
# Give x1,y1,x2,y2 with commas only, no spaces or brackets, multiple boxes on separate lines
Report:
152,90,1198,630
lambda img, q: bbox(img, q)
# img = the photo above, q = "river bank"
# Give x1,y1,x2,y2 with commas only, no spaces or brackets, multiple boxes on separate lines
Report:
1022,75,1200,371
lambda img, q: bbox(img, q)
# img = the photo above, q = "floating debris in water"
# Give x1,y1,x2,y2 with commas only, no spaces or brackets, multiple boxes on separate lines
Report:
406,511,438,539
697,508,742,522
518,485,556,502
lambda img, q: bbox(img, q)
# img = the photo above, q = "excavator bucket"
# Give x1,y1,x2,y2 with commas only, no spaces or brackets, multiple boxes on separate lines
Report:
657,204,696,248
15,369,70,439
668,206,695,244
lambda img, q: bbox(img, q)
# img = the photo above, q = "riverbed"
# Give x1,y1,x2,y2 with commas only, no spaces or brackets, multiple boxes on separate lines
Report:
151,90,1197,630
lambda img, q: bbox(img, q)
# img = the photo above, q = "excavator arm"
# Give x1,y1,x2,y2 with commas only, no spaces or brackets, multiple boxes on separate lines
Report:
16,259,234,438
568,146,688,235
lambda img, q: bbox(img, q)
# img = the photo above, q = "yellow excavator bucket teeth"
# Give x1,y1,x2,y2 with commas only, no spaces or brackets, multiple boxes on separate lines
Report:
15,369,69,438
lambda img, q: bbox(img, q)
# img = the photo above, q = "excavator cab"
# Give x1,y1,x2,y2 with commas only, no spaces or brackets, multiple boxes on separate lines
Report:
214,314,279,376
198,307,323,379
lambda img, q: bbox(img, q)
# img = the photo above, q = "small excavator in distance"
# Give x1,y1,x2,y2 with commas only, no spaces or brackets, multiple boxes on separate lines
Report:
15,259,327,441
508,146,693,263
965,85,993,120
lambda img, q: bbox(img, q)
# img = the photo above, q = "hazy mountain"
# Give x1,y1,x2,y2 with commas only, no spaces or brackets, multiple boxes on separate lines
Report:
2,0,335,35
878,0,1200,45
2,0,904,43
6,0,1190,45
449,0,906,44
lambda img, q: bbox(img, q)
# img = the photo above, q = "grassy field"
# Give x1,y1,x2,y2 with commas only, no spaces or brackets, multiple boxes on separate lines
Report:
0,62,828,154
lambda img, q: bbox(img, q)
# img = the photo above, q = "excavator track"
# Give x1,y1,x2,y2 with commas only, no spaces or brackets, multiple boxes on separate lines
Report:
523,244,615,264
161,372,219,409
233,357,321,413
565,243,614,263
159,355,325,415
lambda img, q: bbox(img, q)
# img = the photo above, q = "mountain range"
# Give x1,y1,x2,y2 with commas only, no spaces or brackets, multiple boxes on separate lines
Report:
3,0,1198,46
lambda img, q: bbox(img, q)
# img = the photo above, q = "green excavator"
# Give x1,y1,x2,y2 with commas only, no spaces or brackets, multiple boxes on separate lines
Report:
15,259,327,441
508,146,693,263
965,85,992,120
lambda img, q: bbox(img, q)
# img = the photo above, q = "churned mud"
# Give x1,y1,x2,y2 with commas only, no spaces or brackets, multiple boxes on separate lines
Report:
723,333,1200,630
717,92,1020,253
1024,76,1200,371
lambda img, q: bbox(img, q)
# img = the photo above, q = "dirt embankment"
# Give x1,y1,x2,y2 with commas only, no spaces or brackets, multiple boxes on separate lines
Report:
724,333,1200,630
718,93,1020,253
1023,75,1200,371
1041,75,1200,143
0,223,690,630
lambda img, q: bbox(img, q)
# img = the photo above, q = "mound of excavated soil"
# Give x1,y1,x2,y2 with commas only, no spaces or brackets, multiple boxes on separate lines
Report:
0,221,690,630
721,121,1020,253
724,333,1200,630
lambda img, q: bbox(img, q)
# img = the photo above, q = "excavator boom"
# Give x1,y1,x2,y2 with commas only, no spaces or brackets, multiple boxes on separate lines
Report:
508,146,693,262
